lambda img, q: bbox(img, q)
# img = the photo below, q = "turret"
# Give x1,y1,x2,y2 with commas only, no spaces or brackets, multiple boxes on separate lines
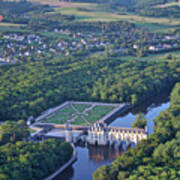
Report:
145,125,148,135
65,123,73,142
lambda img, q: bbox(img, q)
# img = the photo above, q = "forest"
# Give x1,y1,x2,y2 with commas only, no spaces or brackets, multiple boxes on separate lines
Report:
0,120,30,146
0,118,73,180
93,82,180,179
0,55,180,122
0,139,73,180
0,1,179,123
0,120,73,180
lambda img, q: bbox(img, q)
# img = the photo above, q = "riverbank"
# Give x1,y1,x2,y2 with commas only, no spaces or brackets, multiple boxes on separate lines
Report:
40,92,171,180
54,99,170,180
115,89,170,119
44,143,77,180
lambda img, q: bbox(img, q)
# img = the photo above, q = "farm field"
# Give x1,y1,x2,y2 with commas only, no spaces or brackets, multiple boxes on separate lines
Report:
0,26,29,33
40,31,75,41
0,22,28,33
89,50,180,62
135,22,179,33
156,1,180,8
1,0,179,33
118,51,180,62
39,101,118,126
56,5,180,25
30,0,180,29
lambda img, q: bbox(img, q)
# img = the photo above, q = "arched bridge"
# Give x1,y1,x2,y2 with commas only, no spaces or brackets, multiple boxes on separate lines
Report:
87,123,147,147
65,123,147,147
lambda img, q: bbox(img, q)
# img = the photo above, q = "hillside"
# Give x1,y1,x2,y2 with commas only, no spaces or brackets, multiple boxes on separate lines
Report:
63,0,180,18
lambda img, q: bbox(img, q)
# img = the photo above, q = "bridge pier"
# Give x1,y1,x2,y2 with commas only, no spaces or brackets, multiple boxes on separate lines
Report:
87,123,147,147
87,139,109,146
126,140,131,148
64,122,147,147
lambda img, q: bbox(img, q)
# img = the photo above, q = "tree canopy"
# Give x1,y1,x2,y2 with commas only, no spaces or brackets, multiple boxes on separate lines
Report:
132,113,146,129
0,120,29,145
0,139,73,180
0,56,179,122
93,83,180,180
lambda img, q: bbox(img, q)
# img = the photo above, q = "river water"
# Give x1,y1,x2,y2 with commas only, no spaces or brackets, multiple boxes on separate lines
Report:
55,96,170,180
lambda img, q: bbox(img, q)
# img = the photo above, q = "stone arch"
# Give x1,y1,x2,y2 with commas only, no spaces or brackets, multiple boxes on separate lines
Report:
95,140,98,146
112,140,121,148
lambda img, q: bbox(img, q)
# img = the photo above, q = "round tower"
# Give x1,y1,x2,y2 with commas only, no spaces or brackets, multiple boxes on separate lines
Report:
65,123,73,143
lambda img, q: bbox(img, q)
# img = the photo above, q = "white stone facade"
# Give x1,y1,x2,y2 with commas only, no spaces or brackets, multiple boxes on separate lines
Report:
87,123,147,146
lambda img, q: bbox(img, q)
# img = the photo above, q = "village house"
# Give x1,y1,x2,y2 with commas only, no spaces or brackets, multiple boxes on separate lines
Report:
133,44,138,49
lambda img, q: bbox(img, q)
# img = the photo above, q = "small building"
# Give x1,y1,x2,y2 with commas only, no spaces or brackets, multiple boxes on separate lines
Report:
148,46,156,51
27,116,34,126
133,44,138,49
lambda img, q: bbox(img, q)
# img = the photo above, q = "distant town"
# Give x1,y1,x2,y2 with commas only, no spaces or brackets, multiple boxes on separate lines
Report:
0,28,179,64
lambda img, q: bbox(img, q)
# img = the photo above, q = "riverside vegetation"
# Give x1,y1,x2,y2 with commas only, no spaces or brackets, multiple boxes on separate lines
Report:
93,83,180,179
0,121,73,180
0,57,180,121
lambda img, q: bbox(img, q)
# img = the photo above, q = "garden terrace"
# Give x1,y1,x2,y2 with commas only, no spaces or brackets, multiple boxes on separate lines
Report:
35,101,128,126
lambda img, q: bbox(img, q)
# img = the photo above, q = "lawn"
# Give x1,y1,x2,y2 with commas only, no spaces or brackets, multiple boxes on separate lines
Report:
29,129,36,133
39,102,117,125
85,105,115,124
41,105,75,124
72,103,91,113
71,117,88,126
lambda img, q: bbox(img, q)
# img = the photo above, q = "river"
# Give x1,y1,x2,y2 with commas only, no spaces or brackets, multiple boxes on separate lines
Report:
55,95,170,180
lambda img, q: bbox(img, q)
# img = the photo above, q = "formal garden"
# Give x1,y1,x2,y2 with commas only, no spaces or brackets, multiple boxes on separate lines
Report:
39,102,118,126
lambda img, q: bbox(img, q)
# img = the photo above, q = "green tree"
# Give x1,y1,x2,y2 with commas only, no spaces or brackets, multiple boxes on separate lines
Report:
0,120,29,145
132,113,146,128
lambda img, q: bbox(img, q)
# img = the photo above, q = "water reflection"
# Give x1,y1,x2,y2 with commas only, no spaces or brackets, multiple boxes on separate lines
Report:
55,144,122,180
55,93,170,180
88,145,123,162
110,101,170,135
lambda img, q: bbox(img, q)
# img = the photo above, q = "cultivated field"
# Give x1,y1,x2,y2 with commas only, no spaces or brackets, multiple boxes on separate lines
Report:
155,1,180,8
118,51,180,62
55,5,180,25
30,0,180,27
39,101,118,126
